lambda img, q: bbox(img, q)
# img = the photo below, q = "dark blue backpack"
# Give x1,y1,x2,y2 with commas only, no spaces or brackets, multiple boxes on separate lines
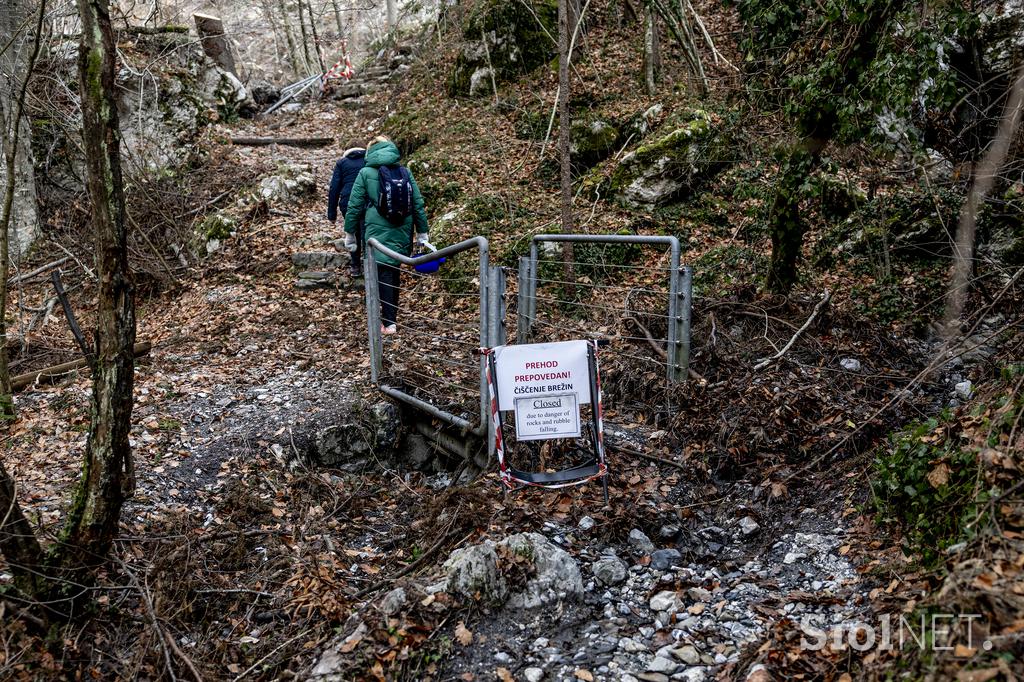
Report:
375,164,413,224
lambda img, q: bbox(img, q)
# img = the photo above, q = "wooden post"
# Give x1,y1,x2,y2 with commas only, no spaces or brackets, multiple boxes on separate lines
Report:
194,12,238,77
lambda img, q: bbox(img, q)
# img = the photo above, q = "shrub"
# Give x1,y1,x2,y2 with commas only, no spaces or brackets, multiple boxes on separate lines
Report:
870,414,985,568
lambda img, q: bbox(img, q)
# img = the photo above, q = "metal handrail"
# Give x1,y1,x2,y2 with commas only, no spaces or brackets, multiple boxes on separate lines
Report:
524,233,692,382
364,235,491,436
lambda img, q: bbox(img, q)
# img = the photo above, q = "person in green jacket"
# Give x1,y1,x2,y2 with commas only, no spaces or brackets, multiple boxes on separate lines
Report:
344,136,429,335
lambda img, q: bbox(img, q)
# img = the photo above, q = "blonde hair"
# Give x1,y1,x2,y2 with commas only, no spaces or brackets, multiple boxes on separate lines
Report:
367,135,391,150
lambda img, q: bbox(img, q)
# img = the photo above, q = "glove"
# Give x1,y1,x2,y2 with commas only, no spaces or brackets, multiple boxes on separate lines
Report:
416,232,429,245
344,233,357,253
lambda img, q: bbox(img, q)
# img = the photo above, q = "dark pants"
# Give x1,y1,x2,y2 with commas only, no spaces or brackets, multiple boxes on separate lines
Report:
378,262,400,327
350,219,364,273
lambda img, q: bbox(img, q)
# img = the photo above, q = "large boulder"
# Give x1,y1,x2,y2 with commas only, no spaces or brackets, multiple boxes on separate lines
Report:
606,110,731,207
42,31,252,177
448,0,558,97
441,532,583,609
311,401,401,471
258,164,316,204
443,542,509,603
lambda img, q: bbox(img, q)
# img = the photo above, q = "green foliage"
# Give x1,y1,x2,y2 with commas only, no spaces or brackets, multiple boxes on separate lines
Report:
871,414,984,568
732,0,976,147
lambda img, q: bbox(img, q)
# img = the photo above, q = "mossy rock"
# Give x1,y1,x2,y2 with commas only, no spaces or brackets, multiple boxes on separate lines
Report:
200,211,237,241
604,110,732,208
383,110,431,157
448,0,558,97
570,118,620,168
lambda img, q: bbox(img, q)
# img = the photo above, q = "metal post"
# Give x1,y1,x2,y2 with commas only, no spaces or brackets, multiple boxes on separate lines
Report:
517,257,529,342
680,266,693,378
364,236,491,436
587,343,609,505
478,243,490,435
493,266,507,346
666,241,682,383
364,253,382,384
527,240,540,338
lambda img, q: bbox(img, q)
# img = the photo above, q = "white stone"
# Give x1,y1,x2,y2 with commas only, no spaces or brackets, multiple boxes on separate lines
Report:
578,515,596,532
647,655,679,675
524,668,544,682
649,590,683,613
738,516,760,536
955,380,973,400
671,645,700,664
839,358,861,372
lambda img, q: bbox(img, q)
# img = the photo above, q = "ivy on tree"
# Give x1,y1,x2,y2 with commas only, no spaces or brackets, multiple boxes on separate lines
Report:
732,0,978,293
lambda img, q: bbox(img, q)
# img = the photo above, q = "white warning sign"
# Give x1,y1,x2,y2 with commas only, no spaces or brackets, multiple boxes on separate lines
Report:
514,393,580,440
492,340,591,410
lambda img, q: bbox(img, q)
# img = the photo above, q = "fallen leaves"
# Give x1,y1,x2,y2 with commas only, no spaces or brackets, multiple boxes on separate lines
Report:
926,462,951,488
455,621,473,646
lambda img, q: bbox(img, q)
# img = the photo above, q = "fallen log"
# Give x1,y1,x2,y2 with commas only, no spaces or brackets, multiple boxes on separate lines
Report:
229,136,333,148
124,24,189,35
12,341,152,391
9,257,71,286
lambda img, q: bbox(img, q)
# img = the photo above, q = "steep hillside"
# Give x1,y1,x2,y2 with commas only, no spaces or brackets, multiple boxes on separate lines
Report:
0,1,1022,681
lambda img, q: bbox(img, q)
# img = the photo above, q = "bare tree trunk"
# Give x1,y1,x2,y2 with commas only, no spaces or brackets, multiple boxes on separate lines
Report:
305,0,326,73
942,65,1024,337
0,0,46,419
59,0,137,567
387,0,397,29
643,5,658,96
0,0,43,262
278,0,306,77
557,0,574,298
331,0,344,36
296,0,316,76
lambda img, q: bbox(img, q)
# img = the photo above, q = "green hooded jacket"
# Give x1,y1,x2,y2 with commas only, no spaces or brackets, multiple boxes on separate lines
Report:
343,141,428,266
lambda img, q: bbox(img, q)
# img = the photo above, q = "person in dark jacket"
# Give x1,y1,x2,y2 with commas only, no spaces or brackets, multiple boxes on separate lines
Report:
328,141,367,276
344,136,429,335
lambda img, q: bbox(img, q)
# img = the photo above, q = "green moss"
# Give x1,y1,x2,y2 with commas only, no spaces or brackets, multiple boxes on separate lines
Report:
448,0,558,96
570,118,620,167
200,212,236,241
600,110,731,206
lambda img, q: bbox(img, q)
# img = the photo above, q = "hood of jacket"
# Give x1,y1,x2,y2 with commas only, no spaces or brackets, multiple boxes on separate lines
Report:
342,147,365,159
365,141,401,168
